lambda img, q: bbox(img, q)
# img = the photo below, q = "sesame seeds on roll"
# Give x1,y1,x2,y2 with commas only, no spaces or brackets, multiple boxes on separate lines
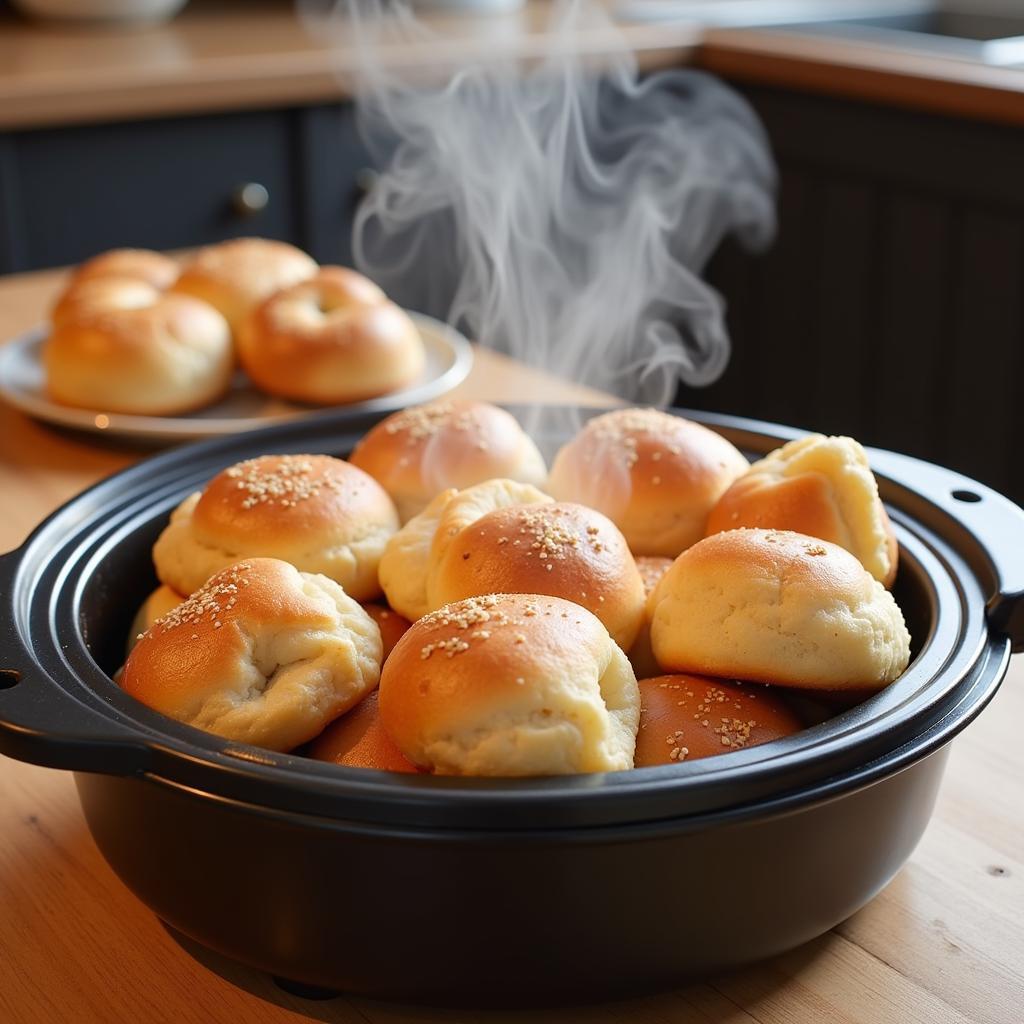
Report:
152,453,399,599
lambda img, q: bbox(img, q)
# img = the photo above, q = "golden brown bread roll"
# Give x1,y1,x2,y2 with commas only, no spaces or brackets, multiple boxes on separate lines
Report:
649,529,911,691
69,248,179,291
634,675,803,767
307,690,417,773
705,433,898,587
171,238,317,333
430,501,647,650
153,454,399,599
126,584,185,655
52,276,164,330
237,267,425,404
121,559,382,752
43,293,234,415
378,479,546,621
626,556,673,680
547,408,750,557
379,594,640,776
360,603,411,663
349,400,547,522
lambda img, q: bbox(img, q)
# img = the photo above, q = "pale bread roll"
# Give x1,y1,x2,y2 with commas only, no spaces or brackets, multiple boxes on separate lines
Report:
171,238,317,333
121,559,382,752
378,479,547,621
153,454,399,599
349,400,547,522
547,408,749,557
379,594,640,776
649,529,911,691
43,293,233,415
706,433,898,587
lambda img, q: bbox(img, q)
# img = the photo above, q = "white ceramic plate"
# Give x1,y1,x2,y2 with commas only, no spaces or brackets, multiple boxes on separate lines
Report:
0,313,473,444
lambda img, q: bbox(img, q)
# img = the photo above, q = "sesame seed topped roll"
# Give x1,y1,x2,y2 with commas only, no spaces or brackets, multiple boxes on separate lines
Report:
705,433,898,587
547,408,749,557
126,584,185,656
153,454,399,600
348,399,547,522
122,559,382,753
379,594,640,776
634,675,802,767
649,529,911,691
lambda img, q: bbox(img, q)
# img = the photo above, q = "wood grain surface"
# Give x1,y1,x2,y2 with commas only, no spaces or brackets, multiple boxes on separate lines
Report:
0,266,1021,1024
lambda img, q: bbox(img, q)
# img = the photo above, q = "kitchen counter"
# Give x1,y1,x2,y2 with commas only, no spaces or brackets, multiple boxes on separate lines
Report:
0,264,1022,1023
2,0,1024,132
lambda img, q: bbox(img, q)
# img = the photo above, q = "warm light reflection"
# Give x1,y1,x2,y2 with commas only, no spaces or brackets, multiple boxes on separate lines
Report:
94,414,110,429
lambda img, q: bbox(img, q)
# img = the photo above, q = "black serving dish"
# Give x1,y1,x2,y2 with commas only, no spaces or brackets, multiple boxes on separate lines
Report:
1,405,1022,1006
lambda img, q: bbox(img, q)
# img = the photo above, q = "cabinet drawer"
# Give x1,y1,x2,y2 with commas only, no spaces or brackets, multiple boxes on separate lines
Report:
2,109,298,272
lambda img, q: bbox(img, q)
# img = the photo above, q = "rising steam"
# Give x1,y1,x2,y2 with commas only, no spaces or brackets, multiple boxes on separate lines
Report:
301,0,776,404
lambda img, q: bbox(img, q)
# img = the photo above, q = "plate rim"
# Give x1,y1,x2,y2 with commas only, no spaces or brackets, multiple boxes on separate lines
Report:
0,312,474,443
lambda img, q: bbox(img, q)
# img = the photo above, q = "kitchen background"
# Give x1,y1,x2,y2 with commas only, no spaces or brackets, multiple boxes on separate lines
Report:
0,0,1021,503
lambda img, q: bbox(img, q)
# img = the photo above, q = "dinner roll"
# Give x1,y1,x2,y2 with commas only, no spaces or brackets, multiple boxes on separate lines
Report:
378,479,547,621
430,500,647,650
706,434,898,587
649,529,911,691
349,400,548,522
626,556,673,680
379,594,640,775
172,238,317,333
121,559,382,752
43,294,233,415
307,690,417,773
52,276,163,330
634,675,802,767
547,408,749,557
361,603,411,663
153,454,399,599
237,267,425,404
127,584,185,655
70,248,179,291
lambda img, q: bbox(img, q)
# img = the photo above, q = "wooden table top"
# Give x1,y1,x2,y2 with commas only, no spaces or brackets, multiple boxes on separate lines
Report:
0,266,1021,1024
3,0,1024,133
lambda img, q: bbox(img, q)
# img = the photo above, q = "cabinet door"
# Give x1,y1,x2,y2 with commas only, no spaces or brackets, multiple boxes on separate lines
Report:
2,109,298,272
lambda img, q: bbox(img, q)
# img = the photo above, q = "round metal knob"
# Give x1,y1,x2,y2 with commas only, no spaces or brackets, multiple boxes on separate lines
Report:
232,182,269,217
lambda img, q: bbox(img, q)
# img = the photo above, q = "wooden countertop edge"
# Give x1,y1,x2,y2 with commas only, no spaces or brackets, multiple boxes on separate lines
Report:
697,28,1024,128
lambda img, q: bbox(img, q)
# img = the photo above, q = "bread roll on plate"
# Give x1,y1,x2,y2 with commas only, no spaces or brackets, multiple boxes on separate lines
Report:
649,529,911,691
69,248,179,291
237,267,425,404
634,675,802,767
349,400,547,522
153,454,399,599
43,292,233,416
121,558,382,752
706,433,898,587
547,408,749,557
379,594,640,776
172,237,317,333
307,690,417,773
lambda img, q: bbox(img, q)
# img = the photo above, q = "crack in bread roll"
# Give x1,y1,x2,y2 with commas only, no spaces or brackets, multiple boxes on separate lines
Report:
379,480,547,621
171,237,317,334
649,529,911,691
43,292,234,416
547,408,750,557
126,584,185,656
705,434,898,587
626,556,673,681
237,267,426,404
379,594,640,775
153,454,399,599
67,248,179,291
349,400,547,522
634,675,803,767
121,558,382,752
